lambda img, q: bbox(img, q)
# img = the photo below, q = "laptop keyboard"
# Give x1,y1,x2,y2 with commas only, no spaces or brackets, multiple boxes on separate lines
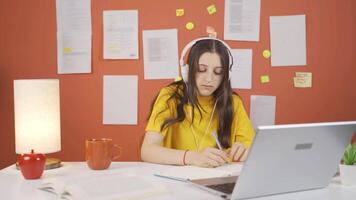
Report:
207,182,236,194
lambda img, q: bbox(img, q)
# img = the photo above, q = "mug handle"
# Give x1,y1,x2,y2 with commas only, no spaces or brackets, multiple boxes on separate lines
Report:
112,144,122,160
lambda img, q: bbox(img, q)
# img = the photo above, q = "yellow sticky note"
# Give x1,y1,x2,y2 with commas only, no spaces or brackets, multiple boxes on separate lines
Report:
186,22,194,30
262,50,271,58
260,75,270,83
176,9,184,17
207,5,217,15
63,47,73,53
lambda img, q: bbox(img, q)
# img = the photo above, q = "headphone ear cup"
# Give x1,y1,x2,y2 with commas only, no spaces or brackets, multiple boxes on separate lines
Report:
228,69,231,81
181,64,189,83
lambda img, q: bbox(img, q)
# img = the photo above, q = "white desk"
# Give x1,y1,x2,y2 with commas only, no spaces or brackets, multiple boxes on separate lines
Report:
0,162,355,200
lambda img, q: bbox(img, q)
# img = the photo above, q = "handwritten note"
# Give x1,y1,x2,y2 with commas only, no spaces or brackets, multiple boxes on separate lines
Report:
294,72,312,88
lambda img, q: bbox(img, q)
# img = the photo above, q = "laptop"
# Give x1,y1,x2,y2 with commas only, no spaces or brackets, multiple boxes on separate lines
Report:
189,121,356,199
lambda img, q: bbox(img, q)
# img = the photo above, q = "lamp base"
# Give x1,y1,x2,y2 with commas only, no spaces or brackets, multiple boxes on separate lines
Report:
16,157,61,170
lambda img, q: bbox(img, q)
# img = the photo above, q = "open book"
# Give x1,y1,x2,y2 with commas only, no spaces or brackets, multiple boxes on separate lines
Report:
154,163,243,181
38,172,169,200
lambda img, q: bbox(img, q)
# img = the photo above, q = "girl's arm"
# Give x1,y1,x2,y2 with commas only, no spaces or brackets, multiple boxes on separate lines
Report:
141,131,186,165
141,132,229,167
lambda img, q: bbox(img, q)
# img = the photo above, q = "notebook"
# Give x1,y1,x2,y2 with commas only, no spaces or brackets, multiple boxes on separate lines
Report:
155,163,243,182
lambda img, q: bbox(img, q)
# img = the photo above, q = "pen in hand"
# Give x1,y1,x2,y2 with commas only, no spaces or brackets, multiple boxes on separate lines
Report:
211,131,232,163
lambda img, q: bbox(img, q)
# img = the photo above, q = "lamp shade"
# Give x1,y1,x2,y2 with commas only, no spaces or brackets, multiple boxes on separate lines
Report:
14,79,61,154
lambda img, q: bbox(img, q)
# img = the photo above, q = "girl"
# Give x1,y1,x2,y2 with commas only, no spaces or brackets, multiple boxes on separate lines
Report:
141,38,255,168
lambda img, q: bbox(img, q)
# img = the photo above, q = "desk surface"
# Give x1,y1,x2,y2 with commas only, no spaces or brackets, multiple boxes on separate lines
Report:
0,162,355,200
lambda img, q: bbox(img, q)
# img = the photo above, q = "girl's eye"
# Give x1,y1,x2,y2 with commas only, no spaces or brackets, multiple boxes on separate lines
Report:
197,65,207,72
214,68,224,75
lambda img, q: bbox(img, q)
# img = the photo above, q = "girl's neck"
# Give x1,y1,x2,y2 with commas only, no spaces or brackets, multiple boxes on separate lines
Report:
197,95,214,106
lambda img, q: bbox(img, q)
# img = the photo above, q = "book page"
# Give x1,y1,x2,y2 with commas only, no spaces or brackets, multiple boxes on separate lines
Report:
38,172,168,200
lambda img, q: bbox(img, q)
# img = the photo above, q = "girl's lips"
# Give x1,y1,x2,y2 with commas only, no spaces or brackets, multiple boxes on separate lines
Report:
201,85,213,89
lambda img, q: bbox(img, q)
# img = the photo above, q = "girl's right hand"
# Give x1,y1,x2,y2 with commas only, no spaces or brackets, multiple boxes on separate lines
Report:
186,147,229,168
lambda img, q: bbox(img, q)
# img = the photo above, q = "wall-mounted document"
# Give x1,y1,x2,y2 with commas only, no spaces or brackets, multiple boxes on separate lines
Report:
143,29,179,79
56,0,92,74
250,95,276,129
57,32,92,74
103,76,138,125
224,0,261,41
270,15,307,67
230,49,253,89
103,10,138,59
56,0,91,32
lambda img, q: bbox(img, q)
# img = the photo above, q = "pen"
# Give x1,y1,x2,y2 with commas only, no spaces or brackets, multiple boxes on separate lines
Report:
211,131,232,163
211,131,223,150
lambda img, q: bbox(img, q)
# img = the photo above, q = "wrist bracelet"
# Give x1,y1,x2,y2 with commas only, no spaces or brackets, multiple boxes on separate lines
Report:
183,150,189,165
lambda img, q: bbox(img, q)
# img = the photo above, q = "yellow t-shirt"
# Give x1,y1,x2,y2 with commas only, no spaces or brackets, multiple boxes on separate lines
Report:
145,86,255,151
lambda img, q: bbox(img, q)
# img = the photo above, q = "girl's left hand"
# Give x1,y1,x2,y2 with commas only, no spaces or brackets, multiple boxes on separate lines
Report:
227,142,248,162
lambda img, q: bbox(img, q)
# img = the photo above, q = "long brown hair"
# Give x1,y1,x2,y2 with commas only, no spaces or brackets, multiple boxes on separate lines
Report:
148,39,236,148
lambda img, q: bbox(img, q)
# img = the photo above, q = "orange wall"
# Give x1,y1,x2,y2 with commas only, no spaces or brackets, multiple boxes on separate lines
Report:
0,0,355,169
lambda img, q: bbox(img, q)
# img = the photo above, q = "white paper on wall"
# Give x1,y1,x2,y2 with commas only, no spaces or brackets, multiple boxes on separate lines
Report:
142,29,179,79
250,95,276,129
57,32,92,74
224,0,261,41
270,15,307,67
103,10,139,59
103,75,138,125
56,0,92,74
230,49,253,89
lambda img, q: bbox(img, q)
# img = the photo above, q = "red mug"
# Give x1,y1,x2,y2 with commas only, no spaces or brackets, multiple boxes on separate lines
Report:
85,138,121,170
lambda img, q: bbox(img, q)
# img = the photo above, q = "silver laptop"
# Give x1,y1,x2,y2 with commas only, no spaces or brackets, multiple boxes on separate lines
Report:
190,121,356,199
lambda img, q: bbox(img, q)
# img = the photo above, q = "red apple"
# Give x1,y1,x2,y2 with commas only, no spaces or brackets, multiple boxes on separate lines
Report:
18,150,46,179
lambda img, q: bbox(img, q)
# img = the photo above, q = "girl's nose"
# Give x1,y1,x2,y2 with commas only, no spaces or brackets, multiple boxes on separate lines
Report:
205,70,214,82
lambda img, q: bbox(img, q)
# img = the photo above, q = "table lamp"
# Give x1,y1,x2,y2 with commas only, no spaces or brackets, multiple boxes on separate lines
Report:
14,79,61,179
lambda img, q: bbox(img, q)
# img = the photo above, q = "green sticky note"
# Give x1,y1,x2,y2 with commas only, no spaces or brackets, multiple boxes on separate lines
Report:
260,75,270,83
207,5,217,15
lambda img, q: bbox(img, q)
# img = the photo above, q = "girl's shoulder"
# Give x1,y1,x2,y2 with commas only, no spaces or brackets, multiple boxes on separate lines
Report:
159,83,184,96
231,93,244,107
156,83,184,102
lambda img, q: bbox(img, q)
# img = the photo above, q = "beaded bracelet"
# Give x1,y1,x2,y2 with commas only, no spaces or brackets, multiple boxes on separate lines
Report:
183,150,189,165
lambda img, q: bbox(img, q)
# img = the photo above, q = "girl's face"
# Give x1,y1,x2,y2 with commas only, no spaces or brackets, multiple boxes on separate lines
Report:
195,52,224,96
